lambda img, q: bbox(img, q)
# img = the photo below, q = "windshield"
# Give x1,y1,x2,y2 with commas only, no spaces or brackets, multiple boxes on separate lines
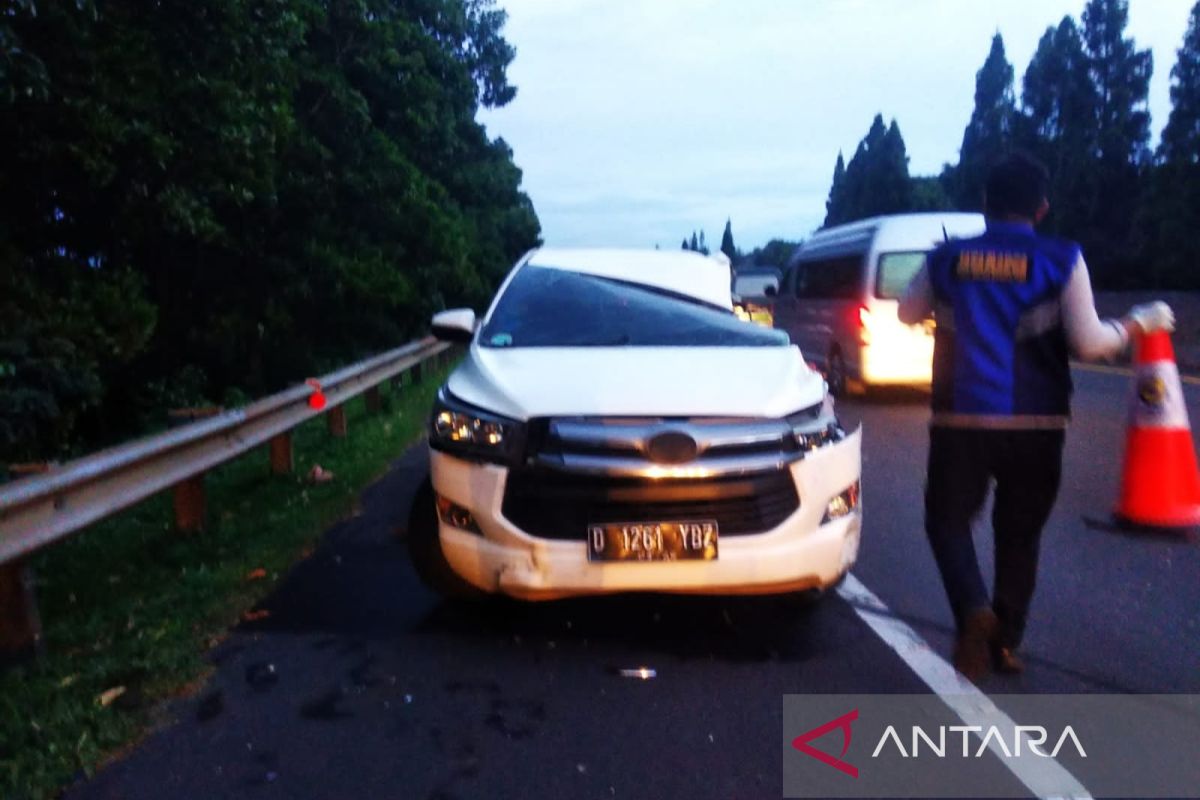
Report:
480,265,788,348
875,251,927,299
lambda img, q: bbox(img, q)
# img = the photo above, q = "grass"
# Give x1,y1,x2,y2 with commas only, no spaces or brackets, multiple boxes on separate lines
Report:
0,361,451,799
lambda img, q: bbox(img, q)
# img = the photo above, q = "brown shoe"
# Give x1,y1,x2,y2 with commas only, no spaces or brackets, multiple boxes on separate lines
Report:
992,646,1025,674
953,608,998,681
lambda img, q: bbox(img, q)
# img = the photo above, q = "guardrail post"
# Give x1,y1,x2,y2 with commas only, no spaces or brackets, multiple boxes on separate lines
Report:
173,475,206,533
327,404,348,438
269,433,294,475
364,386,382,415
0,560,43,664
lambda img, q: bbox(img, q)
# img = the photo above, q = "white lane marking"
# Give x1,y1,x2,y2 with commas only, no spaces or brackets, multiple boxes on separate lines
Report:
1073,361,1200,386
836,573,1093,800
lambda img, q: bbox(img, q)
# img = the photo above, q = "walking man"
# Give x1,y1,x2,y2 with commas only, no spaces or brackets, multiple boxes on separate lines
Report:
899,152,1175,680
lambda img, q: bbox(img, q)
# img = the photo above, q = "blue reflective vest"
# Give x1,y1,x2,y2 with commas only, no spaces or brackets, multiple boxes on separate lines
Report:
926,220,1077,420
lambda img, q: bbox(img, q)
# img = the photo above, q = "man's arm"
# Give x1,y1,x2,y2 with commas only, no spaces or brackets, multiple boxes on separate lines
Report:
898,264,933,325
1061,255,1129,361
1062,254,1175,361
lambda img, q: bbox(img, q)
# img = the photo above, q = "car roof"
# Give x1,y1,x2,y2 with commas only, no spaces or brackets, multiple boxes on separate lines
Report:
525,247,734,310
792,212,986,262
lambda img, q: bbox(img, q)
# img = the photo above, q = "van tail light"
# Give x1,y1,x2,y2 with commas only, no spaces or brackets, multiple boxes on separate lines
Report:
855,305,872,345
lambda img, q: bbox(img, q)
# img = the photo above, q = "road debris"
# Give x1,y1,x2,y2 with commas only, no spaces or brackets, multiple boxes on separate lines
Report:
97,686,126,707
245,662,279,691
307,464,334,483
244,568,268,581
615,667,656,680
242,609,271,623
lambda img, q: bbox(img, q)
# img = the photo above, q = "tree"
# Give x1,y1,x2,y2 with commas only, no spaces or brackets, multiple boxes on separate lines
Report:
952,33,1017,209
681,238,689,250
698,229,708,255
1083,0,1153,168
911,176,955,211
746,239,802,268
1159,0,1200,165
823,152,847,227
877,120,914,211
824,114,913,226
720,219,737,262
1018,17,1098,242
1142,0,1200,288
690,231,699,251
1080,0,1153,285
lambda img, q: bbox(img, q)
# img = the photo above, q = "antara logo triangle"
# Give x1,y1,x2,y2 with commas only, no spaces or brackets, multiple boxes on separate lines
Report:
791,708,859,778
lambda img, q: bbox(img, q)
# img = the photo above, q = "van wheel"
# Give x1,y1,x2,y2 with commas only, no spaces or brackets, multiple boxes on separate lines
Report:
825,350,847,397
406,478,487,599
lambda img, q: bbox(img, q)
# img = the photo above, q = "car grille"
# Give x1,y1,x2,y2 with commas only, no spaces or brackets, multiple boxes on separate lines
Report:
501,468,800,540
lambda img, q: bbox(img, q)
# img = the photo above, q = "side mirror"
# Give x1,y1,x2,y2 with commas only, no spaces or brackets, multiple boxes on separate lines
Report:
431,308,476,343
764,285,778,297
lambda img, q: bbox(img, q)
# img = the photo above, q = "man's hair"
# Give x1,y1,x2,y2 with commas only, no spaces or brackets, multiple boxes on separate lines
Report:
984,152,1049,219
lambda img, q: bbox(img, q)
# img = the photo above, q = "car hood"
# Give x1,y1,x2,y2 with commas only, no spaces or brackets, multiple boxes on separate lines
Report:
445,345,826,420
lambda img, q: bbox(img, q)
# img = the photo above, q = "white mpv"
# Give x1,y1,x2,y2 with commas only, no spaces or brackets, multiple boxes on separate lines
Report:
407,247,862,600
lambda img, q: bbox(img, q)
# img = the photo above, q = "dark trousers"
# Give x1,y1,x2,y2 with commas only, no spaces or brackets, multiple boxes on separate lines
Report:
925,426,1065,649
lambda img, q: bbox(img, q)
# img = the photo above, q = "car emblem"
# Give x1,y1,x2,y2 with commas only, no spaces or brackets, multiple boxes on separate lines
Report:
646,431,699,464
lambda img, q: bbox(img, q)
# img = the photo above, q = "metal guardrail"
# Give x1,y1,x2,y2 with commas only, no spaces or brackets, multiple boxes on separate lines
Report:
0,337,451,661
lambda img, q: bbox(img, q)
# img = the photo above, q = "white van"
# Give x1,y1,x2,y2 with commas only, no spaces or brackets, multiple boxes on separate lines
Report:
772,212,985,394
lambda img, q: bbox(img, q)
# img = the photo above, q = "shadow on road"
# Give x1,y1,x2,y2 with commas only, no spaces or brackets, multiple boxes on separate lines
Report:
414,591,829,665
843,385,930,407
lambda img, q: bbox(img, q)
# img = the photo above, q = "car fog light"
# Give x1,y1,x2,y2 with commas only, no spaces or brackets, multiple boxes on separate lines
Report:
435,494,482,535
822,481,861,524
435,411,473,442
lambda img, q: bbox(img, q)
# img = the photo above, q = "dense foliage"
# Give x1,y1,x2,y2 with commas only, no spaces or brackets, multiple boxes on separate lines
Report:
719,218,737,263
823,115,913,227
0,0,540,463
744,239,802,268
681,228,709,255
819,0,1200,292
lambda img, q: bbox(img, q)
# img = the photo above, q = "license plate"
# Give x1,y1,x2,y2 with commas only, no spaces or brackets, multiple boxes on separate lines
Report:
587,521,719,562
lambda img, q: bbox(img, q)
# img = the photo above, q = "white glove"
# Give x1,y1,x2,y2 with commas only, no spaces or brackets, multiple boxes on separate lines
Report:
1128,301,1175,334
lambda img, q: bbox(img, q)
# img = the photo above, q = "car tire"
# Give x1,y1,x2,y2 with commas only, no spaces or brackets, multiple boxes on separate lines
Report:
825,350,847,397
406,477,487,599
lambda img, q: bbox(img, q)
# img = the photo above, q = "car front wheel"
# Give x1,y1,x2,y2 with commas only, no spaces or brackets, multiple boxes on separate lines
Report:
825,349,847,397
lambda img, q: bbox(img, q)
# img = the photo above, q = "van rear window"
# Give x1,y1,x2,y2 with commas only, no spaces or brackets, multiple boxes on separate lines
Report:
876,251,927,299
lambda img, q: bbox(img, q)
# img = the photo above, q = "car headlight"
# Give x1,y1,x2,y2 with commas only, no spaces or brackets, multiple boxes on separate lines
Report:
785,405,846,453
430,389,526,465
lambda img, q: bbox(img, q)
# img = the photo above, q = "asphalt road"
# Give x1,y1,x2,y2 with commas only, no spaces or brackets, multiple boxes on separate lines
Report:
70,366,1200,800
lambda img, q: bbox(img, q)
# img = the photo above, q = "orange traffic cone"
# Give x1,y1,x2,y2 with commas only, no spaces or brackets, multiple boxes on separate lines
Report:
1113,330,1200,533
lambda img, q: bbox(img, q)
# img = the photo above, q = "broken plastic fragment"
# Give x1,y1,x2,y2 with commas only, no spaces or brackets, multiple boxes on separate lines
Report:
616,667,656,680
97,686,126,707
245,662,279,691
307,464,334,483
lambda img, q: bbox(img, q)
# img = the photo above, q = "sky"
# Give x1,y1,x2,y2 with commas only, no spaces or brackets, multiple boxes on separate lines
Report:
477,0,1196,252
